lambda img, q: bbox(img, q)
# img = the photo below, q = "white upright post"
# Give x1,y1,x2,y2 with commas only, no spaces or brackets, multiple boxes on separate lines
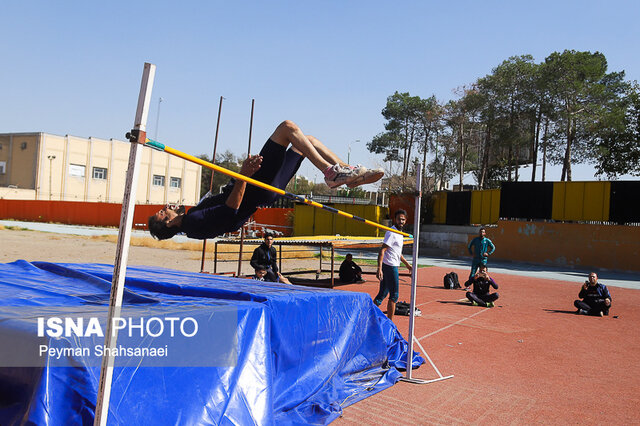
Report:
93,62,156,426
405,163,422,380
401,163,454,384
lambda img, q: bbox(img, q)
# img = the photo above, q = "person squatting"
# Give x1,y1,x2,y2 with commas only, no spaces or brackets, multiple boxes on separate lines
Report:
464,264,499,308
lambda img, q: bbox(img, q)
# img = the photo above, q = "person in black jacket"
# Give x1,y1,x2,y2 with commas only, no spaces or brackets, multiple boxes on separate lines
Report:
464,264,499,307
339,254,364,283
250,234,279,282
574,272,612,316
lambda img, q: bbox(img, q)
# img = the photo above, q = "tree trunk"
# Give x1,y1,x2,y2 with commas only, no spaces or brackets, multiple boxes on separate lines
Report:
433,142,439,191
531,107,541,182
507,98,515,181
439,152,447,191
542,118,548,182
515,138,519,182
421,131,429,191
402,118,409,187
480,115,493,189
561,115,573,182
406,126,415,188
458,122,464,191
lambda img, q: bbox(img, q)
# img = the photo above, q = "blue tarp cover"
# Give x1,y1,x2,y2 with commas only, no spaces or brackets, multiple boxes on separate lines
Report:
0,261,423,425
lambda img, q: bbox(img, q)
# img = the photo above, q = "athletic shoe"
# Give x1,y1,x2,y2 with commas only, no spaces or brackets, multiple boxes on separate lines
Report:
599,310,604,317
471,301,478,306
324,164,367,188
577,309,588,315
487,302,494,308
346,167,385,188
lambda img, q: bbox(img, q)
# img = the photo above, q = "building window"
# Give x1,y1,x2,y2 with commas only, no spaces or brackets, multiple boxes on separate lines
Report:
69,164,86,177
0,161,5,174
153,175,165,186
20,142,27,150
170,177,181,188
93,167,107,180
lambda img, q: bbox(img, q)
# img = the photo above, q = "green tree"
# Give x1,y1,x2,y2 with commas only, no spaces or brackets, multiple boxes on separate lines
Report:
368,91,423,188
542,50,628,181
416,95,443,191
285,175,316,194
486,55,539,182
427,131,458,191
443,89,484,191
198,150,241,198
593,83,640,177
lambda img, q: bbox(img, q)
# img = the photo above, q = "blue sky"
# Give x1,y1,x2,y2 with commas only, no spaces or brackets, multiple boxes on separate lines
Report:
2,1,638,186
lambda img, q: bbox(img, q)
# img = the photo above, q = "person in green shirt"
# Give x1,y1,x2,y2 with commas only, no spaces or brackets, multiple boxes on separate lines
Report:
467,227,495,280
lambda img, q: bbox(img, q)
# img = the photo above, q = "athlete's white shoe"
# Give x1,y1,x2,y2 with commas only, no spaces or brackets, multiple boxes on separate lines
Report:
324,164,367,188
346,167,384,188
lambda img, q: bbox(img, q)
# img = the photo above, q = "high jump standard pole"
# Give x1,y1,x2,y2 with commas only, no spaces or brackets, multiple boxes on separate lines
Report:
144,137,412,238
200,95,224,272
401,163,453,384
93,62,156,426
236,98,256,276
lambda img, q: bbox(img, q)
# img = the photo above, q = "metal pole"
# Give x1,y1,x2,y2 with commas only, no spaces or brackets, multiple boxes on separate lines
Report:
94,62,155,426
237,99,255,277
406,163,422,380
47,155,56,201
200,96,224,272
213,241,218,274
247,99,255,154
330,245,334,287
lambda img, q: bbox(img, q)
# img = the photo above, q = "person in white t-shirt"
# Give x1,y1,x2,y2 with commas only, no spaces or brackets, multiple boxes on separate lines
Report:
374,209,413,320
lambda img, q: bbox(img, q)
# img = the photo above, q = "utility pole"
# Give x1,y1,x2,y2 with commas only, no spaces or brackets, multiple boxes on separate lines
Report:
47,155,56,201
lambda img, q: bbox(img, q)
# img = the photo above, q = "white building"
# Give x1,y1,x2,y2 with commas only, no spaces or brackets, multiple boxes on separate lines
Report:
0,132,201,205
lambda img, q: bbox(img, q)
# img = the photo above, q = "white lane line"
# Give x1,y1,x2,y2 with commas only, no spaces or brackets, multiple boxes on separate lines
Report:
416,300,437,308
417,309,489,341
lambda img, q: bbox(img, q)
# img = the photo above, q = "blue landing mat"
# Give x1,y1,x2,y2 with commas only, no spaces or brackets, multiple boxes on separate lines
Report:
0,261,423,425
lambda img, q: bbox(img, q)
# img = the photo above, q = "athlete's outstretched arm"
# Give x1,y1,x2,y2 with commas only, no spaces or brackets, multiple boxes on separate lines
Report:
225,155,262,210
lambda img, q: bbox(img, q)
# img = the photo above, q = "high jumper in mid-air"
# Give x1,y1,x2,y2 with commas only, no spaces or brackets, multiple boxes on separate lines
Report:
147,120,384,241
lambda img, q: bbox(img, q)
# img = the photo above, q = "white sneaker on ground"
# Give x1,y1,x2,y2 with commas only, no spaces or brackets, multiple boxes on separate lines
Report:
324,164,367,188
346,167,384,188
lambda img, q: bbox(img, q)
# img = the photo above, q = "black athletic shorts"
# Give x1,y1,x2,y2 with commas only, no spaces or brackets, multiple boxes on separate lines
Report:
242,138,304,207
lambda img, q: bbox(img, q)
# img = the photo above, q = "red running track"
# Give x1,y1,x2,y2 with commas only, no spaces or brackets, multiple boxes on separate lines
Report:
334,266,640,425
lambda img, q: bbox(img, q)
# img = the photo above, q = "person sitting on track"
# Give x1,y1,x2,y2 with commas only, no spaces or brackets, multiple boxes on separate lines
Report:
252,266,268,281
250,233,279,282
574,272,612,316
251,266,291,284
339,253,364,283
464,264,499,307
147,120,384,240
